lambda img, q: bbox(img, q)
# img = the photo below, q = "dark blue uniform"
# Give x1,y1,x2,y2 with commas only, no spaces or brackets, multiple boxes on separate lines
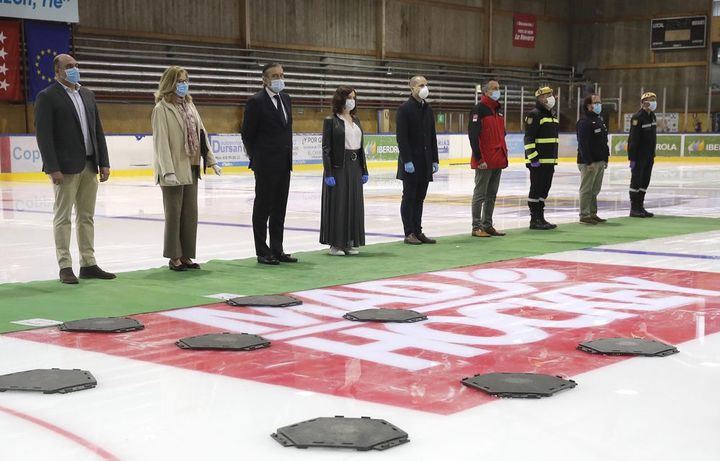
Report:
523,102,559,229
627,108,657,217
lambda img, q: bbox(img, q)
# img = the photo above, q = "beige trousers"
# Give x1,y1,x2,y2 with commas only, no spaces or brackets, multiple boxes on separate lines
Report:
578,161,606,218
53,160,98,269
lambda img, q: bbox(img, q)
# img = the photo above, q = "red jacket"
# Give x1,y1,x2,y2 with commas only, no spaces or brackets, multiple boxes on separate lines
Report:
467,95,508,170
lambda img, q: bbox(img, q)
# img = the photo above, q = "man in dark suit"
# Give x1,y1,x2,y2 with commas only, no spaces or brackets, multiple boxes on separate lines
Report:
241,63,297,265
396,75,439,245
35,54,115,284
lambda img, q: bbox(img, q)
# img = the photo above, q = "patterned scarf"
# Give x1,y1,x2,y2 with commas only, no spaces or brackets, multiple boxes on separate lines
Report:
175,97,200,159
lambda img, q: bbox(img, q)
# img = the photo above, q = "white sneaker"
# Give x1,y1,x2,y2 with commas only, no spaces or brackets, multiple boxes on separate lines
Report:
345,247,359,255
329,246,346,256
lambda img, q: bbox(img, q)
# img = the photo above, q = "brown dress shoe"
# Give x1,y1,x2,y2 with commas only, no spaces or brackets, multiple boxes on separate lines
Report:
417,233,436,244
404,233,422,245
472,228,491,237
579,216,597,225
485,227,506,236
591,215,607,223
59,267,79,284
79,265,116,279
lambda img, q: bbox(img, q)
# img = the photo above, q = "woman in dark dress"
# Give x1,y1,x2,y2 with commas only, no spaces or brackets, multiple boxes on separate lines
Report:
320,86,368,255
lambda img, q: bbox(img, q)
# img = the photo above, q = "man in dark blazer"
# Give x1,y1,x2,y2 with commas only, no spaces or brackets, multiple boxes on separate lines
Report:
35,54,115,284
396,75,439,245
241,63,297,265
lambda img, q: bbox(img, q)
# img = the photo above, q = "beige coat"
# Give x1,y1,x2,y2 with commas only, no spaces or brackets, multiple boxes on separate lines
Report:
151,99,217,186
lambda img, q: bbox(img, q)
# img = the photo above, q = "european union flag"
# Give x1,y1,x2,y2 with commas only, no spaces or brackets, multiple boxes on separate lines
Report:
25,20,71,101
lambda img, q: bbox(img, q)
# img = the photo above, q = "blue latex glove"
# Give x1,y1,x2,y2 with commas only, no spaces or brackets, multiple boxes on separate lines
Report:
432,162,439,174
361,174,369,184
324,176,336,187
530,160,541,168
629,160,636,170
404,162,415,174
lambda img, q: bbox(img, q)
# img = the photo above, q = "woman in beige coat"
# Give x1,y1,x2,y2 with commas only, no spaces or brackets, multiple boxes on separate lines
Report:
152,66,221,271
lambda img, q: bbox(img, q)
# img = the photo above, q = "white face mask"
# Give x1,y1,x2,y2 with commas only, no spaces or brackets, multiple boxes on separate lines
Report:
269,78,285,93
648,101,657,111
489,90,501,101
418,86,429,100
545,96,556,109
344,98,355,111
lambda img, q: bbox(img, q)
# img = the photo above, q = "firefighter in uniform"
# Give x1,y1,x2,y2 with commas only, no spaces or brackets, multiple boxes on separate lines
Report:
524,86,559,229
627,92,657,218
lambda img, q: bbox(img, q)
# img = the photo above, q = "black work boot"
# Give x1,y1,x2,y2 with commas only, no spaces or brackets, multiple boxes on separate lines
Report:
529,202,551,230
539,201,557,229
629,191,645,217
639,191,654,217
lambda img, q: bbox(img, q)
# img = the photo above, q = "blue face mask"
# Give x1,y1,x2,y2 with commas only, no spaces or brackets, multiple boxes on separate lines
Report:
648,101,657,111
269,79,285,93
65,67,80,84
175,82,189,97
489,90,501,101
592,103,602,114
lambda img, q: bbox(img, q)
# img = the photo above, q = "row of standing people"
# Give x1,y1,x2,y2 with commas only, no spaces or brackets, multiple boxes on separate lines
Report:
468,81,658,237
35,56,657,284
162,64,442,268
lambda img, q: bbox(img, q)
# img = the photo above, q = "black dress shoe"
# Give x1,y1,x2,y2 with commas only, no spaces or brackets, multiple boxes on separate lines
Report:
59,267,79,284
417,233,436,244
257,255,280,265
180,259,200,269
276,253,298,263
169,261,187,271
79,265,116,279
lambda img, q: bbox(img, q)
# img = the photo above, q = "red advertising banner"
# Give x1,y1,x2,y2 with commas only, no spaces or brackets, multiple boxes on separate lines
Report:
0,20,23,102
513,13,536,48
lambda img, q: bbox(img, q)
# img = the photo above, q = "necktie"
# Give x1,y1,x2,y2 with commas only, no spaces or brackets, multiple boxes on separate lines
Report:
274,95,287,126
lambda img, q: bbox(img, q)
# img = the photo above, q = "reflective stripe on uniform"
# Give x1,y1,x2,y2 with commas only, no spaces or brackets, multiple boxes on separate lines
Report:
539,117,559,125
527,151,539,159
641,123,652,128
536,138,560,144
524,143,536,149
629,188,639,192
528,198,541,202
525,158,558,164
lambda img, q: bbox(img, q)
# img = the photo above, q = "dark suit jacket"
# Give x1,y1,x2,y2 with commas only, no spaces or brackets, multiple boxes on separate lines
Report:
35,82,109,174
321,115,368,177
395,96,438,181
241,88,293,173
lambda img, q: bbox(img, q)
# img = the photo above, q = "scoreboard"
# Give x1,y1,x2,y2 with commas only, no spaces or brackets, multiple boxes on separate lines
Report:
651,16,707,50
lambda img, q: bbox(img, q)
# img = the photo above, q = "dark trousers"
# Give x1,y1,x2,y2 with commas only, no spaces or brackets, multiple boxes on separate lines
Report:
630,157,654,192
528,164,555,201
253,169,291,257
401,173,429,236
160,167,199,259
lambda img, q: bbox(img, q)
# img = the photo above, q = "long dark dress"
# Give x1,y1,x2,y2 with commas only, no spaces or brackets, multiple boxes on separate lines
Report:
320,148,365,248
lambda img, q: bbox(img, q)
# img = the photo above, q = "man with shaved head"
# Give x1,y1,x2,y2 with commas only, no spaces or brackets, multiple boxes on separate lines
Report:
467,79,508,237
35,53,114,284
395,75,439,245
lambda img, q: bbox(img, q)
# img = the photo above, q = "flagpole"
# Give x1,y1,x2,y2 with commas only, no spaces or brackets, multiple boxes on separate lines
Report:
20,19,30,134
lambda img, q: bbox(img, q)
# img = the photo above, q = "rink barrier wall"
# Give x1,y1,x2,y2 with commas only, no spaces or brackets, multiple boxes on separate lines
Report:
1,133,719,178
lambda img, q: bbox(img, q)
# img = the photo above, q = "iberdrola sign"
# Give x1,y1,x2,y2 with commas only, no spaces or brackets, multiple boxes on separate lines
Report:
684,135,720,157
611,134,683,157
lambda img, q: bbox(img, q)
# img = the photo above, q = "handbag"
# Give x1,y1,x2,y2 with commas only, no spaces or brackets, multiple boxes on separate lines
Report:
200,129,209,174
